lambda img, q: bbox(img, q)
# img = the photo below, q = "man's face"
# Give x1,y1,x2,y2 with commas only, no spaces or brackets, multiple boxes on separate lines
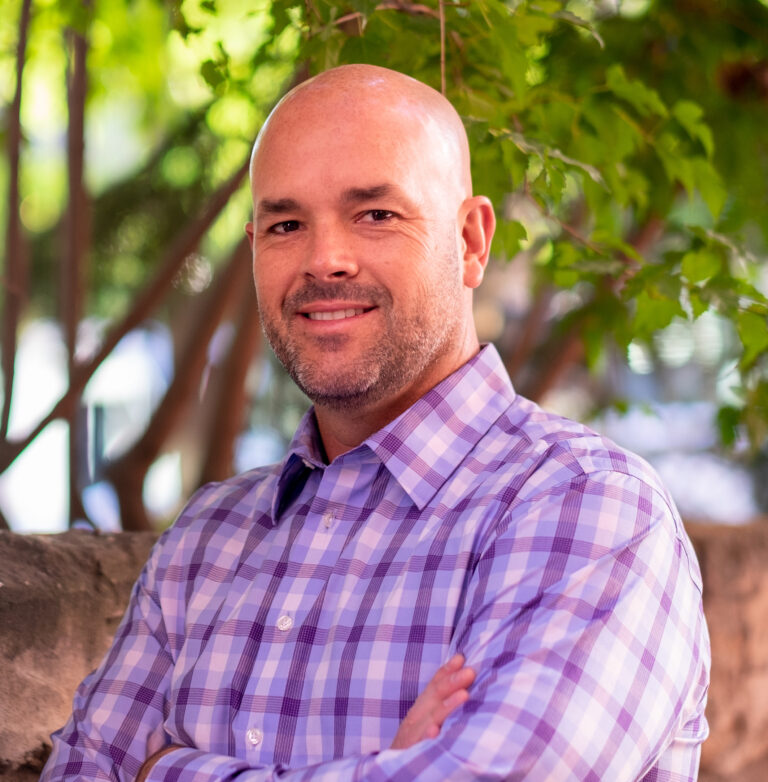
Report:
247,91,473,417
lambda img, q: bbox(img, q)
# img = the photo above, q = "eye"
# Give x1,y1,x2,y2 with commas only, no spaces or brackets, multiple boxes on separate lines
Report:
359,209,396,223
269,220,301,234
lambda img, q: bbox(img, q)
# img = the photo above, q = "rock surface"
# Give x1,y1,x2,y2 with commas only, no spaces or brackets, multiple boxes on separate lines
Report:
0,530,157,781
688,520,768,780
1,522,767,780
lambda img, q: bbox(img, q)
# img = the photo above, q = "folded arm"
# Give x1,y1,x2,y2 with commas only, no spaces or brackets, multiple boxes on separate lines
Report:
43,473,709,782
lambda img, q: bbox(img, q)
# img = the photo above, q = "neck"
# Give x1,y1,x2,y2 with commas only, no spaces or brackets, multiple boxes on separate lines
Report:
314,337,481,463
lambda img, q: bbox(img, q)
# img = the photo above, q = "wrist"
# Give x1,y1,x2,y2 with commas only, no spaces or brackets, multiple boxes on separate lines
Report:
136,745,183,782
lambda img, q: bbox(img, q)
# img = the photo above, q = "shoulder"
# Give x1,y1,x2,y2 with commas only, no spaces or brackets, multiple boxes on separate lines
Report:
481,393,671,504
462,394,694,565
149,464,280,574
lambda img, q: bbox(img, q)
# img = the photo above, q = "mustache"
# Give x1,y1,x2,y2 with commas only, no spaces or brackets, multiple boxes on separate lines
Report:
283,280,392,311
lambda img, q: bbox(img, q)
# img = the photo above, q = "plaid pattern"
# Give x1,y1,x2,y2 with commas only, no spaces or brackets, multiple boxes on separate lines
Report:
42,344,709,782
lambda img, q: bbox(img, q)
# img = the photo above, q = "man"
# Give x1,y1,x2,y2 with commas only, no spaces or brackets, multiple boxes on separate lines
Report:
42,65,709,781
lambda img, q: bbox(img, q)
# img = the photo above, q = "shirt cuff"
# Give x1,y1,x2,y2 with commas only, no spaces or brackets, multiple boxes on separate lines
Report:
147,747,254,782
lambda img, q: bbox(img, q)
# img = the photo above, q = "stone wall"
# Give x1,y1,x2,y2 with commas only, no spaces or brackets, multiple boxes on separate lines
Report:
1,523,767,780
0,530,157,781
688,520,768,782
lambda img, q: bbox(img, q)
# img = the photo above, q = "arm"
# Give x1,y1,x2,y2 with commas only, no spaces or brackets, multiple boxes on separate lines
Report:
46,472,709,782
142,473,708,782
41,536,176,782
137,655,476,779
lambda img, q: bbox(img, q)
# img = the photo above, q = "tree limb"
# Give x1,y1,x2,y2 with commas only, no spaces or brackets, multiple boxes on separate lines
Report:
1,0,32,440
198,270,263,486
0,157,250,475
106,238,252,530
64,21,92,528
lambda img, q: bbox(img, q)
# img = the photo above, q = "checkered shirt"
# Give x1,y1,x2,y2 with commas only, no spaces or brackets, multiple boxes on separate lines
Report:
42,344,709,781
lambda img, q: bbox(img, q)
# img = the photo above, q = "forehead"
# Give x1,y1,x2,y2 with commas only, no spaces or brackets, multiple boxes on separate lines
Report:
250,92,462,207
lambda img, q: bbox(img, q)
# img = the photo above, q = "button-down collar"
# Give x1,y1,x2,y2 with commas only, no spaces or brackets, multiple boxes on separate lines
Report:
271,344,517,518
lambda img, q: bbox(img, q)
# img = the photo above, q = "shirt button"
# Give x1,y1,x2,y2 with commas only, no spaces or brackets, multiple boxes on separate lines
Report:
277,614,293,631
322,511,334,529
302,458,314,469
246,727,263,747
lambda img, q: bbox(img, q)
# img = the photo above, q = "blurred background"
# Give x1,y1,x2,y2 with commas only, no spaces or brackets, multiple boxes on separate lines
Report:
2,0,768,533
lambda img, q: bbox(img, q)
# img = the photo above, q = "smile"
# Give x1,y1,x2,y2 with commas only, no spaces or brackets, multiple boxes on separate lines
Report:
304,308,368,321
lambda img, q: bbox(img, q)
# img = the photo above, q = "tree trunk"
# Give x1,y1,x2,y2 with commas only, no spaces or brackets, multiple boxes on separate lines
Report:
198,269,263,485
523,329,585,403
504,284,554,383
63,22,91,526
1,0,32,440
107,238,252,530
0,157,250,475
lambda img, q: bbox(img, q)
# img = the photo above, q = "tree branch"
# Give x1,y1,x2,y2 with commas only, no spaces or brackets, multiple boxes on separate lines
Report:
1,0,32,440
106,238,252,530
63,21,92,527
439,1,446,95
0,157,251,475
198,272,263,486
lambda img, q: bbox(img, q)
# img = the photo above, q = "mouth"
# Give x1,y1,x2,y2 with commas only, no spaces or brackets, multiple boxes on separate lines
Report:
300,306,375,321
297,302,376,321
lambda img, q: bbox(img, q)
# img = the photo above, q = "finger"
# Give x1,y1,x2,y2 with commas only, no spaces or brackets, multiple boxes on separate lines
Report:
428,662,476,700
440,687,470,715
427,654,465,689
430,681,472,722
448,665,476,691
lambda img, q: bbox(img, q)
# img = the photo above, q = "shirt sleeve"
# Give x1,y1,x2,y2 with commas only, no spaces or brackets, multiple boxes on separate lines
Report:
140,470,709,782
41,531,176,782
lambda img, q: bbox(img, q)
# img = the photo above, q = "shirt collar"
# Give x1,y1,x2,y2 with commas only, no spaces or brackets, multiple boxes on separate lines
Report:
272,344,516,517
366,344,516,509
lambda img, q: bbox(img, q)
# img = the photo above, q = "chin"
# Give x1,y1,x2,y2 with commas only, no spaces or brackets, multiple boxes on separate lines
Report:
297,377,383,411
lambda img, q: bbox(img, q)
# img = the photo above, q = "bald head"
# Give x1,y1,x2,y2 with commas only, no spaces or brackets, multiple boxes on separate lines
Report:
244,64,496,446
250,64,473,203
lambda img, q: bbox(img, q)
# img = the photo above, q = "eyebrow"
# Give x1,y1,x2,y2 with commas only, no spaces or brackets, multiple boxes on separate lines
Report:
256,184,407,218
257,197,301,216
340,184,400,204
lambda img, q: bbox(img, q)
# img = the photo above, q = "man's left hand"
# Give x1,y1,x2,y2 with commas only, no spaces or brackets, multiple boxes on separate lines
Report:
390,653,476,750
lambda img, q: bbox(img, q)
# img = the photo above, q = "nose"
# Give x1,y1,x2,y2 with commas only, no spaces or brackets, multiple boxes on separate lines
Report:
303,222,359,281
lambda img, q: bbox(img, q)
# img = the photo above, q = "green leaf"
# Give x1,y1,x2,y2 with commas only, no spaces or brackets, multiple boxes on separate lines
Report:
550,242,581,286
200,60,225,89
552,10,604,48
655,132,695,194
716,405,741,447
633,290,685,337
493,219,528,259
689,290,709,319
691,158,727,220
270,2,296,37
681,249,721,284
737,310,768,367
498,130,606,187
513,11,557,48
672,100,714,158
606,64,668,118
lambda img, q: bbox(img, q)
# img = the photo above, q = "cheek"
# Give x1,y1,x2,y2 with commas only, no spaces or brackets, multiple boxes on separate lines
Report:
370,226,438,281
252,258,287,314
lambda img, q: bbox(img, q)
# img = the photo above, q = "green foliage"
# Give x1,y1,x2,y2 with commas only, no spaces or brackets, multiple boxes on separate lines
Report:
11,0,299,316
272,0,768,450
5,0,768,452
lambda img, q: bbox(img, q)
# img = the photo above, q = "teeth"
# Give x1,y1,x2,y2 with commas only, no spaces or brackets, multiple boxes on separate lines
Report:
306,308,365,321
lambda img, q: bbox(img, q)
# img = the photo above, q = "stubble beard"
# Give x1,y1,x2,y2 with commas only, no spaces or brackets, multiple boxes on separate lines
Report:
260,257,463,413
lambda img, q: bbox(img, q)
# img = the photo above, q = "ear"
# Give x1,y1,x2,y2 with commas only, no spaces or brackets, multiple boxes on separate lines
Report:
459,196,495,289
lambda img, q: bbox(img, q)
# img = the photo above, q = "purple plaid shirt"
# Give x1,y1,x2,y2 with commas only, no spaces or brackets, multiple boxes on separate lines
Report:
43,344,709,781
